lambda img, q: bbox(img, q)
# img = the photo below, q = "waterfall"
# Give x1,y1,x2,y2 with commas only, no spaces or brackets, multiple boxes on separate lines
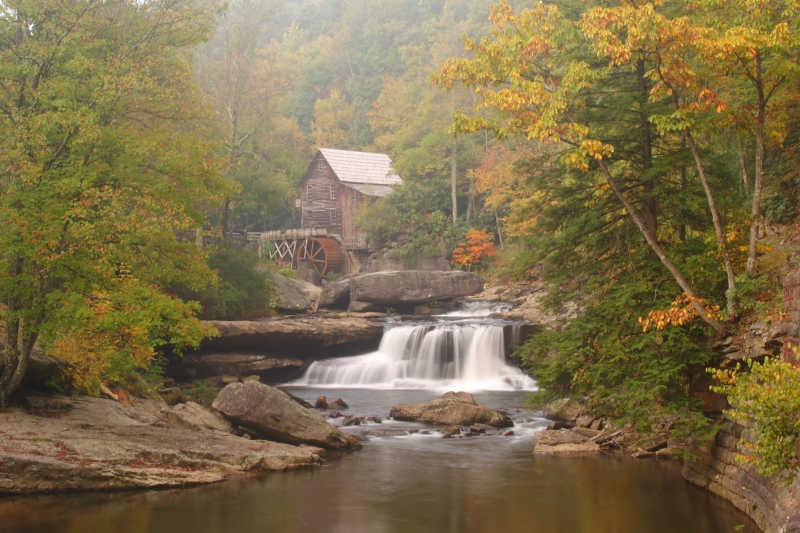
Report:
293,316,537,391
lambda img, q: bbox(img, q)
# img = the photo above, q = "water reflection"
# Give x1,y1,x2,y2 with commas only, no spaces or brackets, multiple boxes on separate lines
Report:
1,445,757,533
0,388,757,533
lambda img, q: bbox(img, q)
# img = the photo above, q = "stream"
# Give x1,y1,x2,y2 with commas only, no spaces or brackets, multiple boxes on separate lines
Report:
1,304,759,532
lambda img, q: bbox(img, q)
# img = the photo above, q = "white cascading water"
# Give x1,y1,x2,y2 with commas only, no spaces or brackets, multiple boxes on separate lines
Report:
293,303,537,391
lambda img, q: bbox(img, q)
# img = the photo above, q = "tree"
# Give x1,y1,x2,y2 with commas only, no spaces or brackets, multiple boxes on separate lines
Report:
0,0,229,405
436,0,725,333
580,1,739,319
195,0,304,235
695,0,800,277
312,88,357,148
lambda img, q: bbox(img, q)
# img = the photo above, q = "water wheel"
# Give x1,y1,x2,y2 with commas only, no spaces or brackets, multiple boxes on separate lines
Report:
298,237,344,277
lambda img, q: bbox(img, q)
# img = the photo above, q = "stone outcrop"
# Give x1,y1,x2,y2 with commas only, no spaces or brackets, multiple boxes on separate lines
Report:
159,401,233,433
174,316,385,383
319,270,484,311
351,271,483,305
212,381,360,450
0,396,321,495
683,417,800,533
533,428,601,454
177,353,306,382
269,271,321,313
201,317,384,355
389,391,512,428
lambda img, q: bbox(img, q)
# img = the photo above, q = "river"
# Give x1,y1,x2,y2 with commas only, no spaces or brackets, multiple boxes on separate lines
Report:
0,306,759,533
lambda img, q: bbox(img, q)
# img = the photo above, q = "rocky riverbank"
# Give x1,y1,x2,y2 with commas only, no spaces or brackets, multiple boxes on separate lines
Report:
533,397,800,533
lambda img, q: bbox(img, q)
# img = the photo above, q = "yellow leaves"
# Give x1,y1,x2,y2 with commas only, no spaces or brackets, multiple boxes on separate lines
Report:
638,293,721,332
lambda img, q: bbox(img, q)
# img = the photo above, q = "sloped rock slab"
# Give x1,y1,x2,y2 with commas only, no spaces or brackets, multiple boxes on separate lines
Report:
0,396,320,495
212,381,360,450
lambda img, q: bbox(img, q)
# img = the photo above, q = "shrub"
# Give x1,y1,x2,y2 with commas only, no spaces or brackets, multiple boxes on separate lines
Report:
711,344,800,485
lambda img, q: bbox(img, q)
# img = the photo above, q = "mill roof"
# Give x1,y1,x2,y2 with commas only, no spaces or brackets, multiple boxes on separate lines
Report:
318,148,402,197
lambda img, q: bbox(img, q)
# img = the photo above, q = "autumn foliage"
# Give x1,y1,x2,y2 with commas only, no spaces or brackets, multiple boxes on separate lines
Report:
451,229,498,271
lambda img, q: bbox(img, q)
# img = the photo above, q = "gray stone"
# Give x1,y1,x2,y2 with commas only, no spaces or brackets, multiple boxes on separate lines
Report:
319,279,352,309
212,381,360,450
269,271,321,313
544,398,586,423
160,401,232,433
0,395,320,495
533,429,601,454
350,271,484,305
196,317,384,359
389,391,512,428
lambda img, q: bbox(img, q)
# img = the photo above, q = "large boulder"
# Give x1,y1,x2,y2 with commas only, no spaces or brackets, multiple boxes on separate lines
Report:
389,391,512,428
319,278,352,309
269,271,321,313
318,270,484,311
351,271,484,305
159,401,233,433
212,381,360,450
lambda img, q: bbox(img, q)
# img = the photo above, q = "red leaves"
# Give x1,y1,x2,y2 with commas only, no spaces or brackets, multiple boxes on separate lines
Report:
452,229,498,271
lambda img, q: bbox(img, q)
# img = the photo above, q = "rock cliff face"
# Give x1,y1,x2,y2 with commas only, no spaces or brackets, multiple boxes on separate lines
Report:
683,417,800,533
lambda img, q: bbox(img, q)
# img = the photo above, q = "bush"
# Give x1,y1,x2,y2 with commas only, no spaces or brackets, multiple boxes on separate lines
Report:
711,345,800,485
172,246,274,320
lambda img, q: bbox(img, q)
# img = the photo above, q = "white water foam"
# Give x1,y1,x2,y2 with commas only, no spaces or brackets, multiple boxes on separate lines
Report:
292,320,537,392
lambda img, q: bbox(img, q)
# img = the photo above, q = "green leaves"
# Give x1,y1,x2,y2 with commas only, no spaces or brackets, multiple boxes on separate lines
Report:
0,0,228,397
712,347,800,485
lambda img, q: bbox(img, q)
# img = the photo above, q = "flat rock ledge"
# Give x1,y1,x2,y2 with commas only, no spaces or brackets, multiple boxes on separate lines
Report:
389,392,512,428
533,428,602,454
197,316,384,356
0,396,321,495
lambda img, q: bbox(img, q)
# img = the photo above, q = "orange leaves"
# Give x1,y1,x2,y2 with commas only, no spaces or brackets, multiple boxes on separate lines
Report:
638,293,721,332
452,229,498,272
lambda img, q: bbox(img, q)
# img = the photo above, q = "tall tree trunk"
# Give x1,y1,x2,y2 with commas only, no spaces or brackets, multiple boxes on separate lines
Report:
495,209,504,249
597,160,725,335
747,114,765,277
679,138,688,242
685,131,737,319
466,177,475,223
221,197,231,242
659,67,737,318
0,317,22,409
738,146,750,193
451,136,458,224
637,59,658,237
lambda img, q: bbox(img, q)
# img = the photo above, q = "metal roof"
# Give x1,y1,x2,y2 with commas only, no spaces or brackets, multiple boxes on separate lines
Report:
341,182,396,198
319,148,403,189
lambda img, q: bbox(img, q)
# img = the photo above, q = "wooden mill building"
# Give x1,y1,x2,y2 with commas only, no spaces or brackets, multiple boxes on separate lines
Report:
299,148,402,250
255,148,402,279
